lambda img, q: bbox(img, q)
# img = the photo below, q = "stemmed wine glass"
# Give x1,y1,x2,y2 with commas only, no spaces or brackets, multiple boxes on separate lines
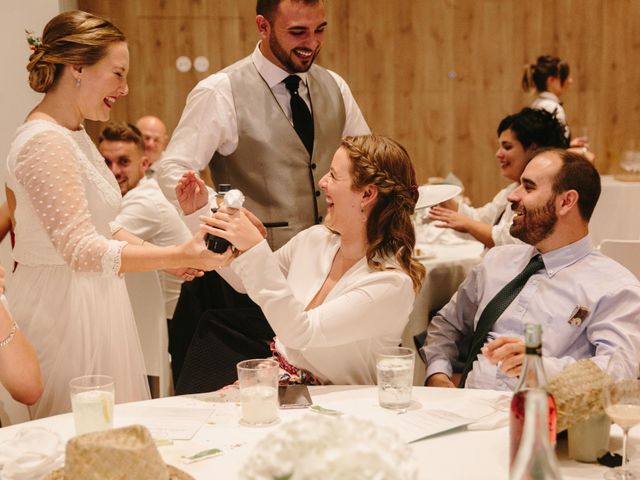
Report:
603,349,640,479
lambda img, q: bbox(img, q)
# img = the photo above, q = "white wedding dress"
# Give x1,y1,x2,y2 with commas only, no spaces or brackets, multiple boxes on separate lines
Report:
6,119,150,419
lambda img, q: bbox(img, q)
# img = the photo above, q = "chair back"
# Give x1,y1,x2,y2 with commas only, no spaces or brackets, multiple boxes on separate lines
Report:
599,239,640,279
125,271,171,397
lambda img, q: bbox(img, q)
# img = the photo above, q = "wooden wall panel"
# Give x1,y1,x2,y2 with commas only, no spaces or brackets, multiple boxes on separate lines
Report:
77,0,640,206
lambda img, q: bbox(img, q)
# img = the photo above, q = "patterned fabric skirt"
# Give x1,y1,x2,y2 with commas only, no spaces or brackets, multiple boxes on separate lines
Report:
270,341,324,385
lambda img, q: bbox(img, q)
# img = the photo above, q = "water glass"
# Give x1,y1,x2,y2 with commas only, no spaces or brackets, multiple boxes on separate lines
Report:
237,359,279,426
376,346,415,410
69,375,114,435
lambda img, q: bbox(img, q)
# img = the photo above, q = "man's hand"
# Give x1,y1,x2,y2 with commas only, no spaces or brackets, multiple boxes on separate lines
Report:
426,373,456,388
482,336,525,377
176,171,208,215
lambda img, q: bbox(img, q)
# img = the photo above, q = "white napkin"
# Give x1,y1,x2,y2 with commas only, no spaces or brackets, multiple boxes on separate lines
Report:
0,427,64,480
466,394,511,431
415,220,470,246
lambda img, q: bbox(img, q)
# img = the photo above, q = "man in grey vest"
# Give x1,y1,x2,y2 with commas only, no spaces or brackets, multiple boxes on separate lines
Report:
157,0,369,391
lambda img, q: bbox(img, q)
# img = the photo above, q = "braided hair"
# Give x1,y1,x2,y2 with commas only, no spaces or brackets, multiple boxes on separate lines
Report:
341,135,425,293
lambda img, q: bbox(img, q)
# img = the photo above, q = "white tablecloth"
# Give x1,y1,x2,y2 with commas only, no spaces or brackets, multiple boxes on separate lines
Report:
589,175,640,246
0,386,613,479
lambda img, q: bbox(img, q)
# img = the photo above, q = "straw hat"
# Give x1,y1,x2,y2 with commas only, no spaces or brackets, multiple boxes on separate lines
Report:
47,425,193,480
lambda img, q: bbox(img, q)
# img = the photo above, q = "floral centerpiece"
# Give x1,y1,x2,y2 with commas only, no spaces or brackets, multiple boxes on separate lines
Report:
240,414,417,480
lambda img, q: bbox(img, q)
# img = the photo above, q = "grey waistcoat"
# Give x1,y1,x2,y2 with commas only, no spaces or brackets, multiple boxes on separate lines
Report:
211,56,346,249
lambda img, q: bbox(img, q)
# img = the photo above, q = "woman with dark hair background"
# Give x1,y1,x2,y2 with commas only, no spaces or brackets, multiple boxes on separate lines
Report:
429,108,568,248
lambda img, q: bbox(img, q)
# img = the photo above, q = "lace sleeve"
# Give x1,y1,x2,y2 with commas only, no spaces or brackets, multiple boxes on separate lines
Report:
14,130,126,274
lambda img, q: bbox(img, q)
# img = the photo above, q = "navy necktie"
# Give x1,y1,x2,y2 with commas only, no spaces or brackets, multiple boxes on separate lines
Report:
284,75,314,156
458,254,545,387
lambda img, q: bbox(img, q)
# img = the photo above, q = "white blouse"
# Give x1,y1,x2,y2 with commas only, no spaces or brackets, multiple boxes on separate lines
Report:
220,225,415,385
458,183,522,246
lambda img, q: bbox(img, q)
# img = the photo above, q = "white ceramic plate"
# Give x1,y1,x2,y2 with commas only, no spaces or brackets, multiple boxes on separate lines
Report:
415,184,462,210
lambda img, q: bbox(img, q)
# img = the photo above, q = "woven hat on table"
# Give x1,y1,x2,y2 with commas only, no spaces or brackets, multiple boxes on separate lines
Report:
46,425,193,480
547,359,608,432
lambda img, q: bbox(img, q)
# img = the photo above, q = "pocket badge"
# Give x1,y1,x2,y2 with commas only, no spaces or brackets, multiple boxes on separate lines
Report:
568,305,589,326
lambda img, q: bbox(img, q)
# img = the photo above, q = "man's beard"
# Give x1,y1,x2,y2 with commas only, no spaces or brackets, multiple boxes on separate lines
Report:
268,33,317,73
510,196,558,245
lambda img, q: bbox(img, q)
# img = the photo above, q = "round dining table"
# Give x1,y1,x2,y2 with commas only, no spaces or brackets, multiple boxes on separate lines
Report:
0,385,620,479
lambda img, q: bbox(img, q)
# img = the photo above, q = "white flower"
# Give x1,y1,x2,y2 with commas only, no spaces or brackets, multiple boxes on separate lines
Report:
240,414,417,480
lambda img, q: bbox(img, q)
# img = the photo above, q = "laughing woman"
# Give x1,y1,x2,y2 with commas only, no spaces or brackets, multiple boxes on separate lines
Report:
198,135,425,385
6,11,226,418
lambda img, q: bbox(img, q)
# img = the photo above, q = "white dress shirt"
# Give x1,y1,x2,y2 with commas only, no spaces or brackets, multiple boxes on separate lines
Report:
114,177,192,318
157,43,370,211
218,225,415,385
423,236,640,390
531,92,570,138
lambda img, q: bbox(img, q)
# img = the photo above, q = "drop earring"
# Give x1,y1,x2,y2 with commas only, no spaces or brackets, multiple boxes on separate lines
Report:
75,77,81,88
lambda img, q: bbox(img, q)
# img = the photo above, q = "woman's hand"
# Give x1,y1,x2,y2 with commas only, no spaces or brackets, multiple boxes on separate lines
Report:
181,229,234,271
176,171,209,215
429,205,471,233
568,146,596,164
200,208,265,253
164,267,204,282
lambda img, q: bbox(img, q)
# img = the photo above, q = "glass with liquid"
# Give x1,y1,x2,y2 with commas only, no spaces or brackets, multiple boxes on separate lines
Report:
237,359,279,426
69,375,114,435
603,349,640,479
376,347,415,410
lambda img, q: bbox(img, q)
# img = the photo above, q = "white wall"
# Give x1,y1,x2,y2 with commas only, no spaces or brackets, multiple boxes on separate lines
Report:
0,0,63,425
0,2,62,274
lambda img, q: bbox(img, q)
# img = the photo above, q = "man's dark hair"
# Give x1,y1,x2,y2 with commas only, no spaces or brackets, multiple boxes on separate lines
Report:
99,122,145,153
497,107,568,150
256,0,321,22
542,148,601,221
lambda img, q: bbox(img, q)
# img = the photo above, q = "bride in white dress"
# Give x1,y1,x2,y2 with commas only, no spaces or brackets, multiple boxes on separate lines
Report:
6,11,229,419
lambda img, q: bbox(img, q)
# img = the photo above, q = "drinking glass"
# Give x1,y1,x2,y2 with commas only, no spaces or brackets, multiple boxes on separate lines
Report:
603,350,640,479
573,126,590,149
376,346,415,410
237,359,279,426
69,374,114,435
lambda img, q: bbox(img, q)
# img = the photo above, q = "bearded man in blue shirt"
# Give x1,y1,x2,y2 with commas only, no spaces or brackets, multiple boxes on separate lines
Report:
422,148,640,390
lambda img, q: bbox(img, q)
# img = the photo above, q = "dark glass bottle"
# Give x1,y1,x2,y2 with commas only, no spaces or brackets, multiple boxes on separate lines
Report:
509,323,557,469
207,184,232,253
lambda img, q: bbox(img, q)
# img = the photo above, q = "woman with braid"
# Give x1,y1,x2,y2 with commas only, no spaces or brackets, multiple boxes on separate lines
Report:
194,135,425,385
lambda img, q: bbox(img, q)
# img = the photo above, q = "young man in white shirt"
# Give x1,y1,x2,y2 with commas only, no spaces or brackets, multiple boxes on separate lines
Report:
156,0,370,389
99,123,191,321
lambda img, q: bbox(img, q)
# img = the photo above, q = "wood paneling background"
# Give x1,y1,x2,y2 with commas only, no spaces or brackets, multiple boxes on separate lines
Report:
78,0,640,205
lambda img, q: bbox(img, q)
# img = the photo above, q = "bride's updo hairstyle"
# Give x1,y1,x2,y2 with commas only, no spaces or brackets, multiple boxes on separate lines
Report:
27,10,125,93
341,134,426,292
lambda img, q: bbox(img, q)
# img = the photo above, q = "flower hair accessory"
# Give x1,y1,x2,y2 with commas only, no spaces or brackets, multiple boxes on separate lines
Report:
409,184,419,193
25,29,42,51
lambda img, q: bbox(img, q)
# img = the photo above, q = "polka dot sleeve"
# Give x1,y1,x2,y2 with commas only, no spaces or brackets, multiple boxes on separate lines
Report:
13,130,125,274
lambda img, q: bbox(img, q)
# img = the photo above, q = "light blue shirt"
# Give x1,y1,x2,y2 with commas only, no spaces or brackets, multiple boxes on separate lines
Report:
423,235,640,390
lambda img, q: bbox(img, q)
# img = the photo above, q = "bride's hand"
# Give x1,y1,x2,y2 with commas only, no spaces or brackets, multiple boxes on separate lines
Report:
200,208,264,253
181,229,234,271
176,171,208,215
164,267,204,282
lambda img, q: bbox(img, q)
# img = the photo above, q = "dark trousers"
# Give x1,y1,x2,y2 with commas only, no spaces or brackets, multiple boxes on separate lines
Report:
175,306,275,394
169,271,274,392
